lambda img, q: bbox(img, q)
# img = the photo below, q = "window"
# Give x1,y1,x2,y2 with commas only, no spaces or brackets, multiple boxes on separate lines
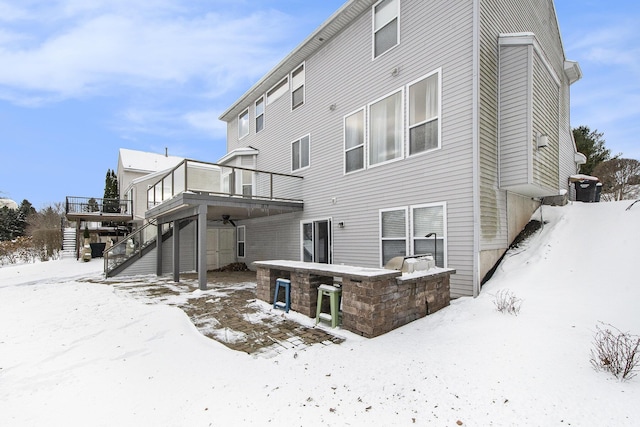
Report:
411,203,446,267
380,208,408,266
291,63,305,110
301,219,332,263
373,0,399,58
267,76,288,104
369,90,403,166
237,170,254,196
255,97,264,133
237,226,246,258
292,135,310,172
380,203,447,267
238,109,249,139
408,71,440,155
344,109,365,173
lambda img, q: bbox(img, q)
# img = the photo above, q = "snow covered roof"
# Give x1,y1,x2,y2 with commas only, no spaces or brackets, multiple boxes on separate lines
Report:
118,148,184,174
0,198,18,210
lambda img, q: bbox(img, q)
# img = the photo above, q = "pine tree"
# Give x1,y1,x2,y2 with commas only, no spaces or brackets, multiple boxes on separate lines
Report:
103,169,120,213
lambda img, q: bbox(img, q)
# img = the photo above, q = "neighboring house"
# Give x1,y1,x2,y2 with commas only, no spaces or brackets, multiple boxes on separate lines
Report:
117,148,185,227
104,0,585,298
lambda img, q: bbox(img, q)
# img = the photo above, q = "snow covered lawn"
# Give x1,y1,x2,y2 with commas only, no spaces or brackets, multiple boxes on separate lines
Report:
1,201,639,426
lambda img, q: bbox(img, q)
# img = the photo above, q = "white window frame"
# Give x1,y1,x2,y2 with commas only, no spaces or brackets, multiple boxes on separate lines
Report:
291,134,311,172
255,96,265,133
372,0,400,59
406,69,442,156
379,207,409,267
379,203,447,267
367,88,404,168
291,62,305,111
300,218,333,264
237,225,246,259
236,169,255,197
344,107,366,175
238,108,249,139
267,76,288,105
410,202,447,268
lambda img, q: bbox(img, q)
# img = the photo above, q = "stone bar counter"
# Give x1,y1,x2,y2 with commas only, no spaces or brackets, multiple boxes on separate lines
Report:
254,260,455,338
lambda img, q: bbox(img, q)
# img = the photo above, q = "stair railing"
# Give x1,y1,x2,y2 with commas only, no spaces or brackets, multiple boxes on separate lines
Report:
104,220,158,277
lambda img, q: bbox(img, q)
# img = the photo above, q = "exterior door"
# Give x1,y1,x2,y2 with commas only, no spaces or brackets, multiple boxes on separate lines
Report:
302,219,332,263
206,228,236,269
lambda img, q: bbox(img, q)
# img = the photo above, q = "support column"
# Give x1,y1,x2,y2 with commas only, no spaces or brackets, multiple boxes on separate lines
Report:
156,222,163,276
172,220,180,283
197,204,208,290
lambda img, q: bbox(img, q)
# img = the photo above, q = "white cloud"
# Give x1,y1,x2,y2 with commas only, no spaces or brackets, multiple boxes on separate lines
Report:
183,109,227,139
0,2,295,103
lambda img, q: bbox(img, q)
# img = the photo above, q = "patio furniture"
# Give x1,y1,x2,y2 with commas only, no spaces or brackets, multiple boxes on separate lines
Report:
316,284,342,328
273,278,291,313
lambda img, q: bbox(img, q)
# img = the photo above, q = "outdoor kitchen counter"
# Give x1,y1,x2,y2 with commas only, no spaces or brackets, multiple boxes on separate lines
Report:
254,260,454,338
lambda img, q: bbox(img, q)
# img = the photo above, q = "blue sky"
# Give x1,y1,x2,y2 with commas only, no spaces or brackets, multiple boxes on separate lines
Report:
1,0,638,209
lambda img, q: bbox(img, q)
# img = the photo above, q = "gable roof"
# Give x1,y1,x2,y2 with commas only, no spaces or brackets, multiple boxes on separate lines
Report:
219,0,377,122
118,148,184,174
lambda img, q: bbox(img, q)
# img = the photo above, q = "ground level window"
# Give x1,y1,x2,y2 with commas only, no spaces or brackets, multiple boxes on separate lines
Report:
411,203,446,267
302,219,332,263
380,208,408,265
237,225,245,258
380,203,446,267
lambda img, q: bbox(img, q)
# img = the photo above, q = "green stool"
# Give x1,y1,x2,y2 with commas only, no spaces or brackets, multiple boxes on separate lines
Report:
315,284,342,328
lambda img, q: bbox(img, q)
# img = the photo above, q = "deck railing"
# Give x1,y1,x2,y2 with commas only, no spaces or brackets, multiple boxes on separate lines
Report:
146,159,304,209
66,196,132,216
104,219,159,276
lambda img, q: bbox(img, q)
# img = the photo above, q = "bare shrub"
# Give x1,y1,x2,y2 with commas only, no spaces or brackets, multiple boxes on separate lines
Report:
590,322,640,381
492,289,522,315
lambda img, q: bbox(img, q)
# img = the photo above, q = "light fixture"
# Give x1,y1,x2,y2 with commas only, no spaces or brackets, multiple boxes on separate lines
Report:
329,103,337,111
391,67,400,77
537,133,549,149
338,221,345,228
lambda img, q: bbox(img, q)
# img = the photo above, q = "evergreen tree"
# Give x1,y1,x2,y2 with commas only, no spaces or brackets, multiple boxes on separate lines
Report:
573,126,614,177
0,199,35,241
103,169,120,213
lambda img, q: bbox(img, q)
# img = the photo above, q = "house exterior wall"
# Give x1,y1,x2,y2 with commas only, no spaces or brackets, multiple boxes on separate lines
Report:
478,0,574,281
225,0,477,297
217,0,576,297
161,220,197,274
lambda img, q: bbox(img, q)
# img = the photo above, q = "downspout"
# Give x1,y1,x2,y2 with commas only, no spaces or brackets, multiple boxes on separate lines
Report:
472,0,481,297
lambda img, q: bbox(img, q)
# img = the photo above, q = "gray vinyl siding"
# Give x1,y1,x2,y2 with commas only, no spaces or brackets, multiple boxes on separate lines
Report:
531,51,560,191
558,74,578,194
499,44,531,189
479,0,567,251
225,0,476,296
161,220,197,274
240,213,302,265
115,247,157,277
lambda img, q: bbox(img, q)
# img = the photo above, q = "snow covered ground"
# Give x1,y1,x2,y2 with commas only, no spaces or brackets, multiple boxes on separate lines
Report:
1,201,639,426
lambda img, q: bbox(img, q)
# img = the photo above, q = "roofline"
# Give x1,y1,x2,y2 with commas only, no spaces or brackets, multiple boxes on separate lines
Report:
219,0,376,122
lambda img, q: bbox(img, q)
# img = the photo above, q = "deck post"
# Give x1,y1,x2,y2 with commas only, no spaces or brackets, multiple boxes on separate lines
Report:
172,219,180,282
156,222,163,276
197,204,208,290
